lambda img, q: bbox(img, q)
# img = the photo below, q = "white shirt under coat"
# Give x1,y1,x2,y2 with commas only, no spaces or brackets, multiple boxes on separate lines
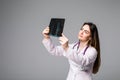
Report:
42,39,97,80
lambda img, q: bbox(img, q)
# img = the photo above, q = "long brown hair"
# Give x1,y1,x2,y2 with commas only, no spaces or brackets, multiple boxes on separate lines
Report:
82,22,101,74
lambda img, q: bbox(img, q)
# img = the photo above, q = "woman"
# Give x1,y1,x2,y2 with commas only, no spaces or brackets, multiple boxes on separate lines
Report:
42,22,101,80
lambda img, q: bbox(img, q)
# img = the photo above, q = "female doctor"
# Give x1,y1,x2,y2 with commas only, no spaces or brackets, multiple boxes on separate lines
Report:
42,22,101,80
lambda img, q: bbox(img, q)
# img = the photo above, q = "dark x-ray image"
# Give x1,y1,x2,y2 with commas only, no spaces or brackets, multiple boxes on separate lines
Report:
49,18,65,37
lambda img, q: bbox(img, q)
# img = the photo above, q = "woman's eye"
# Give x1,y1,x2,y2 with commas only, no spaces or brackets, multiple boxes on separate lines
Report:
84,30,89,34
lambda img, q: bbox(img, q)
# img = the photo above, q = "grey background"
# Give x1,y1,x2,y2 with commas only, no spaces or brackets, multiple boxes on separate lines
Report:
0,0,120,80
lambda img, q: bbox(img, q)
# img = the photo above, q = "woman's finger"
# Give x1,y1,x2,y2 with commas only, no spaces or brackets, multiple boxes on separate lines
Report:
61,33,66,38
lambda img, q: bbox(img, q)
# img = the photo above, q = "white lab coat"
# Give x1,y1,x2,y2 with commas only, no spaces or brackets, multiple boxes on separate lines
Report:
42,39,97,80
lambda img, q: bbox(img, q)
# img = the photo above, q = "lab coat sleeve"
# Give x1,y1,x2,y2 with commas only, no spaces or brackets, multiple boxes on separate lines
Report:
65,46,97,67
42,38,64,56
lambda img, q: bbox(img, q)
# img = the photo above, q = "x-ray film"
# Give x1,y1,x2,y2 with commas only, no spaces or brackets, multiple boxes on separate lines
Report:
49,18,65,37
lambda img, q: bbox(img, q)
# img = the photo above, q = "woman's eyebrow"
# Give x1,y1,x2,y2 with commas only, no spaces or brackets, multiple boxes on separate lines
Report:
84,29,90,33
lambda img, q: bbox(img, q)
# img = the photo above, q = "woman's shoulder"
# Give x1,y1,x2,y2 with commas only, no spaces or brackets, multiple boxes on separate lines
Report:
87,46,97,54
69,42,78,47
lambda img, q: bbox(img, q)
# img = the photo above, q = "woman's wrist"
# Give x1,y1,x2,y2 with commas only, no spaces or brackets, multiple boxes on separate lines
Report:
64,46,69,51
43,36,50,40
62,43,69,51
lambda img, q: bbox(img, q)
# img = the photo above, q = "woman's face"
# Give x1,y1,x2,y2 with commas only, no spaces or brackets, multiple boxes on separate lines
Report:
78,24,91,42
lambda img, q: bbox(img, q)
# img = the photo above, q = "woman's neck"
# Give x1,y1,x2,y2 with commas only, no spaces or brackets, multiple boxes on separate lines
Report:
79,40,89,50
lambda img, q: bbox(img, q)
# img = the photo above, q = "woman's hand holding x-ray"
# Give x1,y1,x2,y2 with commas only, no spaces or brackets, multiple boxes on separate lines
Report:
42,27,69,51
59,34,69,51
42,27,50,39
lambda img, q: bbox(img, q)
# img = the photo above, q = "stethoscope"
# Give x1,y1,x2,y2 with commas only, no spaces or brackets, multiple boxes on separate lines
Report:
73,41,89,55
